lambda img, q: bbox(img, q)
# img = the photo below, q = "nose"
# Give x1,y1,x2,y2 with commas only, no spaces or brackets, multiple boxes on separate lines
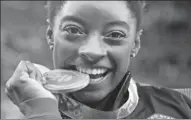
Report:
78,35,107,63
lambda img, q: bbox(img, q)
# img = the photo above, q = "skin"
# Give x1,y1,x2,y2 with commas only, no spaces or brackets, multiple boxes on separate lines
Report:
47,1,141,106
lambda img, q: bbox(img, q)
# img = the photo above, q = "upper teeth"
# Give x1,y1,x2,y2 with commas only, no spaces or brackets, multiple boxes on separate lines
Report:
76,67,107,75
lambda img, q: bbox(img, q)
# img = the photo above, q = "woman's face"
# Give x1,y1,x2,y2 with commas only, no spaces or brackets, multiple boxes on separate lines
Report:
49,1,140,103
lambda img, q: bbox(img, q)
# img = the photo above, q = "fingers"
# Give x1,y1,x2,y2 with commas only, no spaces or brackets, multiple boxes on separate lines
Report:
5,87,20,105
5,60,57,107
35,67,44,83
5,80,20,105
11,60,44,85
25,61,37,80
5,61,32,106
25,61,43,82
12,61,28,79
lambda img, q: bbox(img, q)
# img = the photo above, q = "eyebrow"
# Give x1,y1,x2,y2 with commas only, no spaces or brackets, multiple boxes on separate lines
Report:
60,15,87,26
60,15,130,30
105,21,130,30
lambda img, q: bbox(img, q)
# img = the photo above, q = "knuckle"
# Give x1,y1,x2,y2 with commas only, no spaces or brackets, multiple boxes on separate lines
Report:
5,78,12,90
5,80,13,94
5,88,8,95
5,80,10,88
5,77,25,92
4,87,10,96
5,89,11,100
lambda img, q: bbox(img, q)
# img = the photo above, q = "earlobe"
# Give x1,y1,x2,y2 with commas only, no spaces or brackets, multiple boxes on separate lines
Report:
46,26,54,50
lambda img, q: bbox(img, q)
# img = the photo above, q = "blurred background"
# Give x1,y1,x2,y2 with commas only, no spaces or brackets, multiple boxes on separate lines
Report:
1,1,191,119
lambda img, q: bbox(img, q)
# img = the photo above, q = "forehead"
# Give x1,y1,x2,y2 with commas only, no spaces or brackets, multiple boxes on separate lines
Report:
55,1,135,24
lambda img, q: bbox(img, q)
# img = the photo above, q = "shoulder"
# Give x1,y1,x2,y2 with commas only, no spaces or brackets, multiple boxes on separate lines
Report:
137,84,191,106
136,84,191,118
137,84,190,103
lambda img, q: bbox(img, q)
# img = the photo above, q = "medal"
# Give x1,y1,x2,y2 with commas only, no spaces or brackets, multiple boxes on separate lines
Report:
34,63,90,93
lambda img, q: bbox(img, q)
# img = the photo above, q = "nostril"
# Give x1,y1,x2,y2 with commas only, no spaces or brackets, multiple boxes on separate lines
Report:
80,53,93,61
79,46,107,62
80,52,105,63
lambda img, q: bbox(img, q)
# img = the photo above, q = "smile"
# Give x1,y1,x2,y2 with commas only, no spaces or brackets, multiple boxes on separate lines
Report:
67,65,111,82
76,66,110,79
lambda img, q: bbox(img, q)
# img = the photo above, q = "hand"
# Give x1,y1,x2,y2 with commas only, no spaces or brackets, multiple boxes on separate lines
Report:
5,60,57,106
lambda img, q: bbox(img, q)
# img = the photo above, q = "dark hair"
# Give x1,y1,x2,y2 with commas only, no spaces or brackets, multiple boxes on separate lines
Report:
45,0,145,30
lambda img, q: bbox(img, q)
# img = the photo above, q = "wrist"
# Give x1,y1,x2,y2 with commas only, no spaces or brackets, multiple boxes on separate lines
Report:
19,97,61,119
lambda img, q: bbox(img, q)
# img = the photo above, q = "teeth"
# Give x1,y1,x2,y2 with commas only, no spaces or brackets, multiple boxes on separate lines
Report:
87,68,91,74
82,68,86,73
93,69,97,75
100,69,104,73
76,67,107,75
79,68,82,73
97,69,101,74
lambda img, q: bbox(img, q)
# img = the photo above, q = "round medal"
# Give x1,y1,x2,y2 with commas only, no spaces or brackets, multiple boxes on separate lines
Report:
34,63,90,93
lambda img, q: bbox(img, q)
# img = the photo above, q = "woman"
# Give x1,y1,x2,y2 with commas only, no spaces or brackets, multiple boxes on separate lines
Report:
5,1,191,119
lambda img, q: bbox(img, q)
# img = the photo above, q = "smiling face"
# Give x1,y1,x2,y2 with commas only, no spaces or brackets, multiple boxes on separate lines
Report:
47,1,141,103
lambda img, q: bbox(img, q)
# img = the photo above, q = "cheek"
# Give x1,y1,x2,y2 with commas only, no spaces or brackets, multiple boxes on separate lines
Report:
108,45,131,73
52,38,79,68
105,46,131,89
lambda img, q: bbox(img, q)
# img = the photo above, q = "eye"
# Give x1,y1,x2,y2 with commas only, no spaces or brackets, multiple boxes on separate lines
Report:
105,31,126,40
62,25,84,35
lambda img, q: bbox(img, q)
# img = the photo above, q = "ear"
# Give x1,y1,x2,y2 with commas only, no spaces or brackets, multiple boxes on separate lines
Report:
46,26,54,50
131,29,143,58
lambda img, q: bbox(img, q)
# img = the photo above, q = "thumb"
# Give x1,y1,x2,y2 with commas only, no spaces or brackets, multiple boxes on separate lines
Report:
12,61,28,79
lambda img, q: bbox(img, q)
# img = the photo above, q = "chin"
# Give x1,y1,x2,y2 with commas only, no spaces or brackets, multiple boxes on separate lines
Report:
70,73,122,104
71,89,108,104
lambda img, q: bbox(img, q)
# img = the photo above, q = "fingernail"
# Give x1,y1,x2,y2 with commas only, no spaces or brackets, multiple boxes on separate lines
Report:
43,72,48,76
